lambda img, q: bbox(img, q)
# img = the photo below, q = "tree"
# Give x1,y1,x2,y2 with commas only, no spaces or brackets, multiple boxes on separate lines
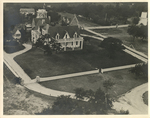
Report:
35,34,63,55
103,79,115,109
74,87,113,113
127,25,148,41
74,88,86,100
51,95,82,114
100,37,124,58
130,63,148,79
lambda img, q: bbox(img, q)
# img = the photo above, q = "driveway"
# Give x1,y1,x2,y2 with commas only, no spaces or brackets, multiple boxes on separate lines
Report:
113,83,148,114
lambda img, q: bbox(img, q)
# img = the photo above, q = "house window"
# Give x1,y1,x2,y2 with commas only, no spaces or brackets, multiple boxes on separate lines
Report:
76,41,78,45
74,32,77,38
56,33,59,40
65,34,67,39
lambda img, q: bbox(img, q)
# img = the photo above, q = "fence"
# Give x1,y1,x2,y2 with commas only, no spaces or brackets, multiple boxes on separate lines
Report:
101,63,143,73
35,69,99,82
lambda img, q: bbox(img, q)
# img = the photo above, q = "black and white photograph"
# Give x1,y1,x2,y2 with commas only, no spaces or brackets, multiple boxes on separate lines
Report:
3,1,148,115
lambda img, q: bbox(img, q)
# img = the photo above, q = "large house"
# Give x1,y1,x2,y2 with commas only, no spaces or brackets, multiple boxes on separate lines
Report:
47,26,83,51
31,9,83,51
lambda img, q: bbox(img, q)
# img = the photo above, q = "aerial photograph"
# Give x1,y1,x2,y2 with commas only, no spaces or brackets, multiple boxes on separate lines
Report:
3,2,148,115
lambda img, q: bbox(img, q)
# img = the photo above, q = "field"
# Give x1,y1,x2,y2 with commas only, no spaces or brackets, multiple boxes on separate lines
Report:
92,27,148,55
40,69,147,99
14,38,141,79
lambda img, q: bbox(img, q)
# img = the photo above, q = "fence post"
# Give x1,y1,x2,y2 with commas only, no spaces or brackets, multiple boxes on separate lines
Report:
36,76,40,82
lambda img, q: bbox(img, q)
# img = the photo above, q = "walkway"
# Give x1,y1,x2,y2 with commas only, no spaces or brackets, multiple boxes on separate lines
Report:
80,34,104,41
85,24,129,30
84,28,107,38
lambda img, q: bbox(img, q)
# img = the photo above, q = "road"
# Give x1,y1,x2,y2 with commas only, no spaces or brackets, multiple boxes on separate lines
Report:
113,83,148,114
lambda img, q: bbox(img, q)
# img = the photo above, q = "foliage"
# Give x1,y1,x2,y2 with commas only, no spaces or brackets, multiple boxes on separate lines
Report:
103,79,115,92
14,77,22,85
100,37,124,59
51,95,81,114
119,109,129,114
127,25,148,40
55,3,147,25
74,88,86,100
74,87,113,113
34,34,63,55
132,17,140,24
130,63,148,79
47,11,61,23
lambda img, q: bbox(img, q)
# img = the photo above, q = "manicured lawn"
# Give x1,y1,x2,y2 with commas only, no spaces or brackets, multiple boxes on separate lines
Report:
14,38,141,79
93,27,148,55
40,69,147,99
143,91,148,105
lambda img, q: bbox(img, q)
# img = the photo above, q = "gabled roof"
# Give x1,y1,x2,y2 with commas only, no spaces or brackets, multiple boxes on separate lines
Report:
48,26,80,39
58,12,79,26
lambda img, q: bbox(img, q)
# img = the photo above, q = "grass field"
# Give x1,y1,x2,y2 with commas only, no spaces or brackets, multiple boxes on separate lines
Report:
40,69,147,99
92,27,148,55
14,38,141,79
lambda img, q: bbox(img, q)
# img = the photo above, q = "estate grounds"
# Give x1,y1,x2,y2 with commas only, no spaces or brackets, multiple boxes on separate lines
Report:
14,38,142,79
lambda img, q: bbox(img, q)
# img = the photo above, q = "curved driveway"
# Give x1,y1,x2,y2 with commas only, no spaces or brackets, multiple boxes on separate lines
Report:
113,83,148,114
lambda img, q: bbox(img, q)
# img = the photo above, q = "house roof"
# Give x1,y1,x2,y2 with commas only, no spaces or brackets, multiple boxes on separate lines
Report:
58,12,79,26
48,26,80,39
20,8,35,13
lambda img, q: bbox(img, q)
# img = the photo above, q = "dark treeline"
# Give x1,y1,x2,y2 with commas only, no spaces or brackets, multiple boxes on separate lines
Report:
54,3,148,25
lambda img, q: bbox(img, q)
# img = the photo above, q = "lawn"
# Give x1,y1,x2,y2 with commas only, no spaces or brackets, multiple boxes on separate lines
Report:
40,69,147,99
92,27,148,55
14,38,141,79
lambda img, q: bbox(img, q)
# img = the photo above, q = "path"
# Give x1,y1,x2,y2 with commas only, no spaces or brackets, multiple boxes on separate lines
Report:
85,24,129,30
113,83,148,114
